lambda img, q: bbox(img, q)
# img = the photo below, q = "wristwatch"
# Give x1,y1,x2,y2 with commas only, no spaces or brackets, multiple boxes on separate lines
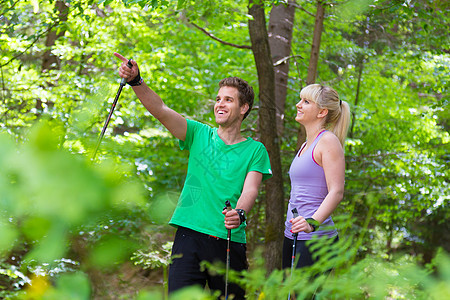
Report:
235,209,246,224
127,70,143,86
305,218,319,232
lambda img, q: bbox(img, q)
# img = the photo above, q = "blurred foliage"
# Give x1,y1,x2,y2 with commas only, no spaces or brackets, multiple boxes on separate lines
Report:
0,0,448,298
0,120,147,298
203,236,450,299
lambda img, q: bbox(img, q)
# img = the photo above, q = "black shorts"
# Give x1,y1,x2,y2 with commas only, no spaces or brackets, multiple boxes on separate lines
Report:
282,235,339,269
168,226,247,299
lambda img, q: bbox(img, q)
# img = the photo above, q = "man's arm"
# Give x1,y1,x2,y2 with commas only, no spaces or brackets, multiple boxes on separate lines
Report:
224,171,263,229
114,53,187,141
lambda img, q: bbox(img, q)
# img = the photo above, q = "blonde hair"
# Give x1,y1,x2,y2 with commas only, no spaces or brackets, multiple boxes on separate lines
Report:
300,84,351,147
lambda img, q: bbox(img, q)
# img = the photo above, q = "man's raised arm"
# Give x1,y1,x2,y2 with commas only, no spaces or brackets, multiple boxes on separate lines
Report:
114,52,187,141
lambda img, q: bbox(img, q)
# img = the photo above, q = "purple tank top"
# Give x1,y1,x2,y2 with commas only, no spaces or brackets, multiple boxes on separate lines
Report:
284,130,338,240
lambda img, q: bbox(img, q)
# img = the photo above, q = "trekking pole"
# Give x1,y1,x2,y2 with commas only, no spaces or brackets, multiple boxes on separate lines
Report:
92,59,133,161
288,208,299,300
224,200,232,299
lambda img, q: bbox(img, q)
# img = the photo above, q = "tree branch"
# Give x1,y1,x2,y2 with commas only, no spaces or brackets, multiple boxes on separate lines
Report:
273,54,304,66
291,3,315,17
189,21,252,49
0,0,21,18
0,26,53,68
1,3,74,68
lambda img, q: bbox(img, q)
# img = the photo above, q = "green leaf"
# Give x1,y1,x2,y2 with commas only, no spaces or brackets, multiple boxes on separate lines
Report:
30,0,39,13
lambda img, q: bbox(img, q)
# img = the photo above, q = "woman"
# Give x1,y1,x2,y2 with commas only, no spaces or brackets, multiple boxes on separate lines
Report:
282,84,350,270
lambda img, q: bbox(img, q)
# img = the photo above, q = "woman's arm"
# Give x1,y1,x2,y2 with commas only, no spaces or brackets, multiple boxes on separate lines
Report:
291,132,345,233
311,132,345,224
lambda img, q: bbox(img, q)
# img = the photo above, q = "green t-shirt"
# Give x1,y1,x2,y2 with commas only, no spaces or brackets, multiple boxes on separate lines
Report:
169,119,272,243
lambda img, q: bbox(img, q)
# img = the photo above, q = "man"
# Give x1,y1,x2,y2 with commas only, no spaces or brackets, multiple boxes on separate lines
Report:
114,53,272,299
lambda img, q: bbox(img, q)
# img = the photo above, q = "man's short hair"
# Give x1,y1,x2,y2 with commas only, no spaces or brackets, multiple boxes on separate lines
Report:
219,77,254,120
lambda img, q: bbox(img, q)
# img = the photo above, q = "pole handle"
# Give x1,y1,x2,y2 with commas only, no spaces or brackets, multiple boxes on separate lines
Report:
120,59,133,86
291,208,298,218
225,200,232,212
291,208,299,238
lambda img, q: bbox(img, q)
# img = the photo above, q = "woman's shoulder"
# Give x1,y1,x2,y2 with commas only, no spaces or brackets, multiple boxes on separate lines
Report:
313,131,344,166
317,131,343,151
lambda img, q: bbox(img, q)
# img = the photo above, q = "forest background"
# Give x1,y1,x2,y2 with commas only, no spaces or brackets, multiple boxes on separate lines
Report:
0,0,448,299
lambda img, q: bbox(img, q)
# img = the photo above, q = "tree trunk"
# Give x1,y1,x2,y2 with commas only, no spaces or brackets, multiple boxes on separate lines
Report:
38,0,68,112
268,0,296,137
248,0,285,273
306,0,325,85
297,0,325,150
41,0,69,71
349,56,364,140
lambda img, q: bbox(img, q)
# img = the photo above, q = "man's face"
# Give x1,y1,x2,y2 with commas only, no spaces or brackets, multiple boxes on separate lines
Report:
214,86,248,127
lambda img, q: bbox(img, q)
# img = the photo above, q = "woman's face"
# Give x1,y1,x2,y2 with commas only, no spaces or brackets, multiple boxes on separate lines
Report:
295,98,321,124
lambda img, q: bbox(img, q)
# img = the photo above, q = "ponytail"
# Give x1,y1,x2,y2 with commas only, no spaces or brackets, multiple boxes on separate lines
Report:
329,100,350,147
